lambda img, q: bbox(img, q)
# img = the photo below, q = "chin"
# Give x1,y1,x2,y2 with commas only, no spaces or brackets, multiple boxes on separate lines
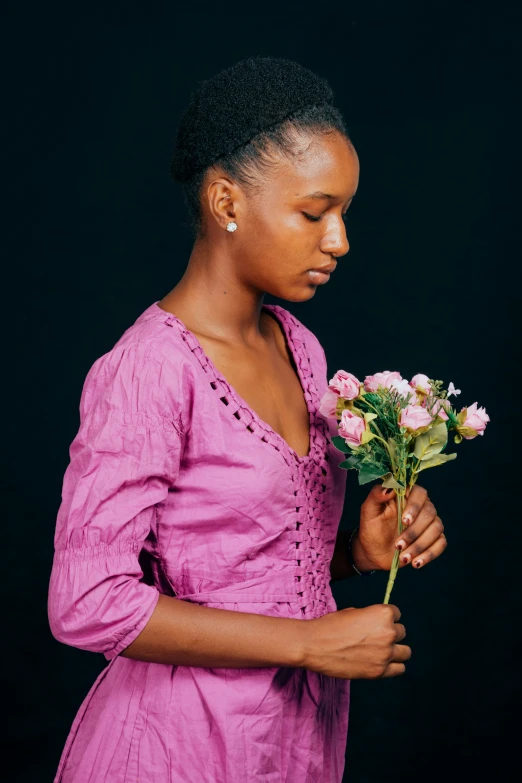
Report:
268,286,317,304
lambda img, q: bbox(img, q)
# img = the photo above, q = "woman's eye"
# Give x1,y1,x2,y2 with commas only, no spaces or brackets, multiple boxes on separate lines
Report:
303,212,350,223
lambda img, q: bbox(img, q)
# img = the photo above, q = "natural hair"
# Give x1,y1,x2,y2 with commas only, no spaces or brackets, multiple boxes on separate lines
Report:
169,57,351,238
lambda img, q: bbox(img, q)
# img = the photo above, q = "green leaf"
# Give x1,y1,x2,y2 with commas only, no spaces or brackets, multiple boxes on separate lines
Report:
360,430,377,445
458,425,479,439
413,421,448,461
457,408,468,426
380,473,406,490
332,435,350,453
358,469,388,486
415,452,458,471
387,439,398,463
338,456,362,469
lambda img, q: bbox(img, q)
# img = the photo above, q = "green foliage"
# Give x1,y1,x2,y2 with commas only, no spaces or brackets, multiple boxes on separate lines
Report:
360,391,402,441
358,468,389,486
338,454,363,469
332,382,466,490
331,435,350,453
413,421,448,460
380,473,406,490
416,452,457,471
428,379,447,399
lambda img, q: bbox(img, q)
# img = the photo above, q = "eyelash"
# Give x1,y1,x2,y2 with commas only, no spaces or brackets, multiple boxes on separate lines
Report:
302,212,349,223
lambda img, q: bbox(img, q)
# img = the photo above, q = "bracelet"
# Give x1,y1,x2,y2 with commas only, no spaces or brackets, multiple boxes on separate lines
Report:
347,527,377,577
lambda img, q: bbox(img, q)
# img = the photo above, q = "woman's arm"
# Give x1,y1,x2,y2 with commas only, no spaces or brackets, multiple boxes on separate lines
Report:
120,593,305,668
330,529,360,582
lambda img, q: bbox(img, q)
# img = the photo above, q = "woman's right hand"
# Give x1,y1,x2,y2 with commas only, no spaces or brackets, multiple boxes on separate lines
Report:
301,604,411,679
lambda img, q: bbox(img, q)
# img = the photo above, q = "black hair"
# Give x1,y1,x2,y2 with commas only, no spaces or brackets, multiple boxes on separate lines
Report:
169,56,351,238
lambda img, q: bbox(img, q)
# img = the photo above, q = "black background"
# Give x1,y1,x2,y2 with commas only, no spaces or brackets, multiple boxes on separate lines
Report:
4,2,520,781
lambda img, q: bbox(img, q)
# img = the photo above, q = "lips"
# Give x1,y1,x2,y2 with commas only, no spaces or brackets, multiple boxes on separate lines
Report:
308,263,337,274
307,269,331,284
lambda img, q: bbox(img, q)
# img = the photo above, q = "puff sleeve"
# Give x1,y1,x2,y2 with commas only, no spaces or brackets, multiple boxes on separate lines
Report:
47,340,186,661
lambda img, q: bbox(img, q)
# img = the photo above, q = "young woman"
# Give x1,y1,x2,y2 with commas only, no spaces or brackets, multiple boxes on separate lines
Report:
48,56,446,783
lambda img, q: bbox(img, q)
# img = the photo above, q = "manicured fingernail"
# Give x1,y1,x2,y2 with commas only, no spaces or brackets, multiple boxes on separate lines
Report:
413,559,423,568
403,514,412,525
401,553,411,564
396,539,406,551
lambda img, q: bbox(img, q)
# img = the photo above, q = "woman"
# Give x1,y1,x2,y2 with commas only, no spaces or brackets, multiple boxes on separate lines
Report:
48,56,446,782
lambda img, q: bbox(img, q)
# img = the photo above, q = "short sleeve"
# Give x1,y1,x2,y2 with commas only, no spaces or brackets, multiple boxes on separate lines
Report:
47,340,186,661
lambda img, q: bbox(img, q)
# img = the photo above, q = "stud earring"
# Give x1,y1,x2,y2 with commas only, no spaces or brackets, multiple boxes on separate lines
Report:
226,221,238,232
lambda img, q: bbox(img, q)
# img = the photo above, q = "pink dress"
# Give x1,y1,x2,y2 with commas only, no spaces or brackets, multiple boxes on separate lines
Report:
48,300,350,782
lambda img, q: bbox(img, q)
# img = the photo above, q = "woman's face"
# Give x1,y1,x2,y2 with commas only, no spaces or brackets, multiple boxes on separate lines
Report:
205,130,360,302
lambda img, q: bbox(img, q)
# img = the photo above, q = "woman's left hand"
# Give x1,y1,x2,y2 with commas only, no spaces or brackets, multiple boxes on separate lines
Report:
352,483,447,573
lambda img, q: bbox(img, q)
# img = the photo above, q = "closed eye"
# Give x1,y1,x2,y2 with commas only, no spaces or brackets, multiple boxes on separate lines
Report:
302,212,350,223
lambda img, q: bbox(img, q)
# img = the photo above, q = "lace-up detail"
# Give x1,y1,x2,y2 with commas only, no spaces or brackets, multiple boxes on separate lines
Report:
157,302,333,619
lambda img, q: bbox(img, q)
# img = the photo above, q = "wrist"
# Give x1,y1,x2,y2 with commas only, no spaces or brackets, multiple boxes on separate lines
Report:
290,618,315,669
349,528,379,576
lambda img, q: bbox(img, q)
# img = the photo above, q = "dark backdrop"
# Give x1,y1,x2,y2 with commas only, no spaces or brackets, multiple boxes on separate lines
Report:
4,2,520,781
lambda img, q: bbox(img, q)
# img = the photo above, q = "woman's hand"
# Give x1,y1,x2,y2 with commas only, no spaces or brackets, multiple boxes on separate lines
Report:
352,483,447,572
303,603,411,679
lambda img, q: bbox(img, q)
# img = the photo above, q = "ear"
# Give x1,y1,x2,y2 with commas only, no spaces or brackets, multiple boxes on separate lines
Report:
206,175,241,231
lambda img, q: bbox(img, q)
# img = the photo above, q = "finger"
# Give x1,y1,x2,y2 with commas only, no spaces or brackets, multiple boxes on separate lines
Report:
401,484,428,525
410,532,448,569
381,486,396,501
394,623,406,642
395,501,438,552
381,662,406,678
385,604,401,623
365,484,396,505
361,484,395,519
398,516,444,566
392,643,412,663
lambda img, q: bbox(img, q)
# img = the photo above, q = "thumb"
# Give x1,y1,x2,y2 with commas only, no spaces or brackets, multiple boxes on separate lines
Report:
362,483,395,515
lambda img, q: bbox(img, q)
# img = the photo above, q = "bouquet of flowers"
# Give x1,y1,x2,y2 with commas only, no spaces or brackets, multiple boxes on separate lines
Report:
319,370,489,603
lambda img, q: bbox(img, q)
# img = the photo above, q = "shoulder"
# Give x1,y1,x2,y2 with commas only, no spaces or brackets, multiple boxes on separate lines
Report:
79,307,198,432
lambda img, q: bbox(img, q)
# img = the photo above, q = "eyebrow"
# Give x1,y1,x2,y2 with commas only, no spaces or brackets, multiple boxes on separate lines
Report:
302,190,357,201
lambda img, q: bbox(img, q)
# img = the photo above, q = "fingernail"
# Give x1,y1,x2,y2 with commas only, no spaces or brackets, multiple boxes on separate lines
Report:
401,553,411,564
413,559,423,568
403,514,412,525
396,539,406,551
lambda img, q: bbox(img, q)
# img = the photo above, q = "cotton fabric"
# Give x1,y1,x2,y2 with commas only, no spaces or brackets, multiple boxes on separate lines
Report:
48,300,350,782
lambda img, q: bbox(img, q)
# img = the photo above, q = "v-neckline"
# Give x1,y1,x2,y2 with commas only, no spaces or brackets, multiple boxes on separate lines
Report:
151,301,316,463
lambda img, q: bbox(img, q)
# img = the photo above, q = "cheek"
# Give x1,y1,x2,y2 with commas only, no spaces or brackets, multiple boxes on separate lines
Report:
242,212,318,279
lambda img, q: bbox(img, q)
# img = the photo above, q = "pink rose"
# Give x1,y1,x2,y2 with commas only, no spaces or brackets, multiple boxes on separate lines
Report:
364,370,402,392
399,404,433,430
338,409,366,447
319,388,340,419
462,402,490,438
328,370,361,400
432,398,450,421
410,373,432,393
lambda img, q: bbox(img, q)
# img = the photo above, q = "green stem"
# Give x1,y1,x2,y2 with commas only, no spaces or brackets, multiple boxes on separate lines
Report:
370,432,390,454
407,456,423,488
369,429,391,453
359,395,378,410
383,490,405,604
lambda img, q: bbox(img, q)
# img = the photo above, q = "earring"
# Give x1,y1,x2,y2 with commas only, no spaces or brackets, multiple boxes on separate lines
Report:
226,221,238,232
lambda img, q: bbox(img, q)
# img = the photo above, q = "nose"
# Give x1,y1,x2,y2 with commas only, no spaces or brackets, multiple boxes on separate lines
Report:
320,218,350,258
